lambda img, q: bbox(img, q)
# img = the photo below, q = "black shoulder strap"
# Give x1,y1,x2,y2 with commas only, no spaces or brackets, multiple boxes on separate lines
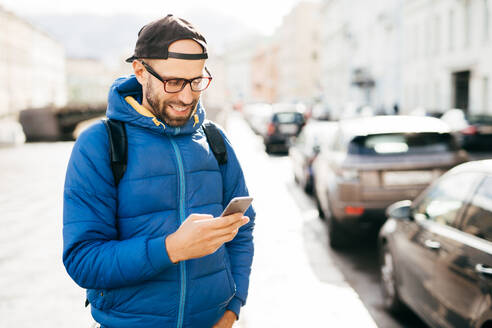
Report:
103,119,226,188
103,119,127,186
202,120,228,165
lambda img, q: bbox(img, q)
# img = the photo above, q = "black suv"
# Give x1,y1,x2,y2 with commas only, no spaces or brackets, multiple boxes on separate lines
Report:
263,111,305,153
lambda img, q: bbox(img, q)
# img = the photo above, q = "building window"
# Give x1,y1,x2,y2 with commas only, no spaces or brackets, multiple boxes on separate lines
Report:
449,9,455,51
483,77,489,113
464,0,471,47
485,0,490,42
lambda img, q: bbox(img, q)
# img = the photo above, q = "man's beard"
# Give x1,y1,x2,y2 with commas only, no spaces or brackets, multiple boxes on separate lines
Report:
145,81,198,127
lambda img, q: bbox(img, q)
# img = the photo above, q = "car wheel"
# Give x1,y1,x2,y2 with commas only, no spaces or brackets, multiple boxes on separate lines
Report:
265,143,271,154
380,243,403,313
303,171,313,194
326,199,349,249
327,216,349,249
314,193,325,220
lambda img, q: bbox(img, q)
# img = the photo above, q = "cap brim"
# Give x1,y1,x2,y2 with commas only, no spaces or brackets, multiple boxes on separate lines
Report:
125,55,137,63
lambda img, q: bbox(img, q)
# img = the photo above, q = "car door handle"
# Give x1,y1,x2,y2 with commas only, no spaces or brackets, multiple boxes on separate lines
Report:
424,239,441,250
475,264,492,276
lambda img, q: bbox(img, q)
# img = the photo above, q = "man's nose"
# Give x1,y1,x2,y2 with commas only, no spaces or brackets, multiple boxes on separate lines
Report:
177,83,194,104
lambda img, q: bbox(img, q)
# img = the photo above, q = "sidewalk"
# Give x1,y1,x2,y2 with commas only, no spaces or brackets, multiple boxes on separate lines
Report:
226,112,378,328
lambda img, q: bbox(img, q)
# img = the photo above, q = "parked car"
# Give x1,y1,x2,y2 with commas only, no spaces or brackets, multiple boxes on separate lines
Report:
310,103,336,121
312,115,468,248
263,111,305,153
290,121,338,193
441,109,492,155
242,103,273,136
379,159,492,328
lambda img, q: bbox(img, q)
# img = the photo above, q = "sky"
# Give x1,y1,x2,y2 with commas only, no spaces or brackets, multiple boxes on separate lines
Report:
0,0,315,36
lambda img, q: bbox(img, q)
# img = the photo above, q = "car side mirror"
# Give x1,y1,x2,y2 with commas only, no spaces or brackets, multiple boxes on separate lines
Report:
386,200,412,220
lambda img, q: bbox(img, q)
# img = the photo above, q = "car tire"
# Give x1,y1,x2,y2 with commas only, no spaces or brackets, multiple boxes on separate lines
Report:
379,243,403,313
327,216,349,249
314,193,325,220
303,171,313,194
265,143,272,154
326,198,350,249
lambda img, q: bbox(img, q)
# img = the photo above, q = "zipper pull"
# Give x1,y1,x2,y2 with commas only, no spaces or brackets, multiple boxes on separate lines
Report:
152,117,166,129
193,114,199,127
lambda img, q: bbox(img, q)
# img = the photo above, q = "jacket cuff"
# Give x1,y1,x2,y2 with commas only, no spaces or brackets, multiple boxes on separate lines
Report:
147,236,175,272
226,296,243,320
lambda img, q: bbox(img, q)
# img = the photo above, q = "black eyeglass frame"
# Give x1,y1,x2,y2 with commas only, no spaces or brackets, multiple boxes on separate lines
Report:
140,60,212,93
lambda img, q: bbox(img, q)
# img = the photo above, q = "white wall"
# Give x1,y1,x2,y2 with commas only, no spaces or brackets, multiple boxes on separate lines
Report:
0,7,66,117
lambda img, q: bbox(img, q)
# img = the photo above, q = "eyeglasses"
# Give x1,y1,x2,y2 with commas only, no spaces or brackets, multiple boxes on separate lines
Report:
140,60,213,93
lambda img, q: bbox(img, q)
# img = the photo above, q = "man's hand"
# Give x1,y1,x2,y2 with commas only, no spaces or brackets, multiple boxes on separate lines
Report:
165,213,249,263
213,310,237,328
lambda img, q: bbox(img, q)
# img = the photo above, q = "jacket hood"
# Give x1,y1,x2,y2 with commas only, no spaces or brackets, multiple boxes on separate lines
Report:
106,75,206,136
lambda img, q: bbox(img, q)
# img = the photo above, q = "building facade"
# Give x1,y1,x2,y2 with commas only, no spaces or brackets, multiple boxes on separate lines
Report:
402,0,492,114
275,1,322,103
321,0,403,115
0,6,66,117
250,38,279,104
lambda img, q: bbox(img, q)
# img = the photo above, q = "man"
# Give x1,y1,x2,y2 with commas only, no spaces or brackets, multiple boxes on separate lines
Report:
63,14,255,328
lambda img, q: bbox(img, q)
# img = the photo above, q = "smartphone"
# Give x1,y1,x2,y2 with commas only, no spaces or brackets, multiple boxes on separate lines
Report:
221,196,253,217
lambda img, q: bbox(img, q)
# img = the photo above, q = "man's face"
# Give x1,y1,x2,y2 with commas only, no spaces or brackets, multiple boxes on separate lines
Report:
136,40,206,127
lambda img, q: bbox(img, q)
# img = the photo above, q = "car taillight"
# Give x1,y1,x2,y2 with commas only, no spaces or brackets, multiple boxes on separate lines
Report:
267,123,276,136
460,125,477,135
345,206,365,215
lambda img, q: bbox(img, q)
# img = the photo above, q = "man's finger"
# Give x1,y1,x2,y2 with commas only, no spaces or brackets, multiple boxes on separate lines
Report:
208,217,249,237
196,213,243,227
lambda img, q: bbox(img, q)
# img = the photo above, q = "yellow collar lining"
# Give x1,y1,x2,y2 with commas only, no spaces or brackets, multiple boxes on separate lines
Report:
124,96,154,118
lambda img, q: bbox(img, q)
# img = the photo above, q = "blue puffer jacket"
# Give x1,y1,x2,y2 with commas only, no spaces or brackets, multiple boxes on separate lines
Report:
63,76,255,328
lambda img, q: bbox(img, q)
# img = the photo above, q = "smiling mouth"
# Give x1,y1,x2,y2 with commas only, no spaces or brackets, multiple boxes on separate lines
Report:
169,104,192,114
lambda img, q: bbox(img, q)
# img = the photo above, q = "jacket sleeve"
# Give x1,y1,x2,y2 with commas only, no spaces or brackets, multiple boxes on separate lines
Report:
219,131,256,319
62,122,175,290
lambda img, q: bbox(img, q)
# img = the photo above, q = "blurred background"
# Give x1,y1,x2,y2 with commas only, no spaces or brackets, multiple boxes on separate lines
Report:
2,1,492,327
2,0,491,140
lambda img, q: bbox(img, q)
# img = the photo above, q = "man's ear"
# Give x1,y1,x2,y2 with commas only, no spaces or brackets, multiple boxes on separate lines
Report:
133,60,147,85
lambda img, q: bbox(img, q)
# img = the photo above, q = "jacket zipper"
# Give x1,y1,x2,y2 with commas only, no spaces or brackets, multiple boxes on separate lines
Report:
169,137,187,328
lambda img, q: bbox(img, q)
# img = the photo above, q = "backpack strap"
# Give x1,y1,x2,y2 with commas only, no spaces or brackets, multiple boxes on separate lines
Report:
202,120,228,165
103,119,226,188
103,119,127,186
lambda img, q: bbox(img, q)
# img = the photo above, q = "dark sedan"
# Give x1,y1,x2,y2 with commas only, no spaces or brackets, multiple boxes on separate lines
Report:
264,111,305,153
379,160,492,328
441,109,492,156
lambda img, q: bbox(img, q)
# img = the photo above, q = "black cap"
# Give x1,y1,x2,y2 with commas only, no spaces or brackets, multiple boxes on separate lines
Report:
125,14,208,63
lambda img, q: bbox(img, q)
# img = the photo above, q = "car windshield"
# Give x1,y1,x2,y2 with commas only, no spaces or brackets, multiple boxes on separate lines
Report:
467,115,492,125
348,132,458,155
274,112,304,124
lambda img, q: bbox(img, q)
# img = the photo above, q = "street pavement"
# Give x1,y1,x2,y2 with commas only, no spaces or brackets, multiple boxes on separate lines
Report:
0,113,377,327
227,112,377,328
0,142,91,327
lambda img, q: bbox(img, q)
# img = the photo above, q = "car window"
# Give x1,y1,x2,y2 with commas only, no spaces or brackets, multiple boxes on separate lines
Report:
348,132,458,155
413,172,482,227
274,112,304,124
460,176,492,242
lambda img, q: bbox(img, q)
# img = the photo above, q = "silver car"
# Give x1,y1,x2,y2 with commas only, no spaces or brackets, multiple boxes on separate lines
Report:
312,115,468,248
